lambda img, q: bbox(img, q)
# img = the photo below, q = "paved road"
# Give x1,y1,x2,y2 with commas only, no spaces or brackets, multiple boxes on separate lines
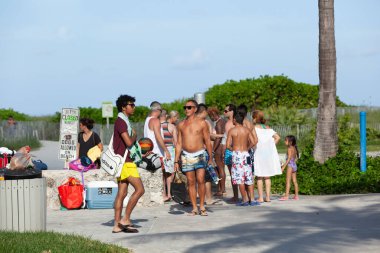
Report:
31,141,65,169
47,194,380,253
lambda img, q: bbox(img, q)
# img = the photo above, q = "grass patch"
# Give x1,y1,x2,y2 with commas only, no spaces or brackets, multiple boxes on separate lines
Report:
0,231,129,253
0,137,41,150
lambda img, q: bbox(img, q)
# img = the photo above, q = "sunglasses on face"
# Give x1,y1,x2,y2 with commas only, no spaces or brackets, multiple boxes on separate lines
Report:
224,109,230,113
183,105,195,110
127,103,135,108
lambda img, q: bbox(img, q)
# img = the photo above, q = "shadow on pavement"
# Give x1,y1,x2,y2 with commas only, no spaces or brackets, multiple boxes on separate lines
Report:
120,202,380,252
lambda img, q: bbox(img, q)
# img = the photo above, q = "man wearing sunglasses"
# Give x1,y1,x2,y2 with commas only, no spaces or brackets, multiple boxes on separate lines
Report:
174,99,213,216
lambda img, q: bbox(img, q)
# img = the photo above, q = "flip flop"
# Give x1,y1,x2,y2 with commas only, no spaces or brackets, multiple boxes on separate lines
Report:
187,210,198,216
200,209,208,216
236,201,249,206
206,199,222,205
292,196,300,201
118,223,138,233
278,197,289,201
249,201,261,206
118,223,135,229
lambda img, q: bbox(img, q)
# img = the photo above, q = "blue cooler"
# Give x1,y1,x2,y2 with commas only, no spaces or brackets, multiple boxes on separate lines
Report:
86,181,118,209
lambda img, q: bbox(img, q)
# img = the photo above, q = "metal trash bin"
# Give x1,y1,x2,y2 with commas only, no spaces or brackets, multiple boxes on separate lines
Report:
0,178,47,232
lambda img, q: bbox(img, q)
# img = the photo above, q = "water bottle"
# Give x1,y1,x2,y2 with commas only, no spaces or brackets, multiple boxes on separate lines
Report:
206,165,220,185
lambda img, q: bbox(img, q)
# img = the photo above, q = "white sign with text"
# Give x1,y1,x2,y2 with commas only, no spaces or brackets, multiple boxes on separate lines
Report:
59,108,80,160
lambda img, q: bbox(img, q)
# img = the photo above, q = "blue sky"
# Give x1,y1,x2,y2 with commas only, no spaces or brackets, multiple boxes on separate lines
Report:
0,0,379,116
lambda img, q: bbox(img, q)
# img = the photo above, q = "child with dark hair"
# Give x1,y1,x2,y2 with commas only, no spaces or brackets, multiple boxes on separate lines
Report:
279,135,299,201
226,112,258,206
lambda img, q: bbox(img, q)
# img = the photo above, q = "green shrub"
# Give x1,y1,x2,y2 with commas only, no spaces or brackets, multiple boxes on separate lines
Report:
205,75,346,112
0,137,41,150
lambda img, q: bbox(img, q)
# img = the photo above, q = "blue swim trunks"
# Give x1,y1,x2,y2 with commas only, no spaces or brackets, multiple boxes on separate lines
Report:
224,149,232,166
181,150,207,173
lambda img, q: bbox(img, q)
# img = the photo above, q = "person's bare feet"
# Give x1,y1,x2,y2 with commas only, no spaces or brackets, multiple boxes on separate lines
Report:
257,198,264,203
119,219,133,227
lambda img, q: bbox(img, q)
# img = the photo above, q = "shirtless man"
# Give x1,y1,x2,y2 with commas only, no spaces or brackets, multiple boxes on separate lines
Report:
226,112,257,206
174,100,213,216
208,107,226,196
196,104,219,205
222,104,239,203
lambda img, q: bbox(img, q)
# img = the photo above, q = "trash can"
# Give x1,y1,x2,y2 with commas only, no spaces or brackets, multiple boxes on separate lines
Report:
0,177,47,232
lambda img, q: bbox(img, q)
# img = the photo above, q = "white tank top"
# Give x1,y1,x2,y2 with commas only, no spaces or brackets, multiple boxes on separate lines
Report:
144,116,164,157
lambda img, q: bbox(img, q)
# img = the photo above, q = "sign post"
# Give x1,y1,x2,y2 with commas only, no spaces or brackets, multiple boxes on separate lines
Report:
102,102,114,129
360,111,366,173
58,108,80,169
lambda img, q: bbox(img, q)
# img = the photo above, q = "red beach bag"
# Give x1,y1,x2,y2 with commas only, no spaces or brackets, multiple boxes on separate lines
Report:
58,177,84,209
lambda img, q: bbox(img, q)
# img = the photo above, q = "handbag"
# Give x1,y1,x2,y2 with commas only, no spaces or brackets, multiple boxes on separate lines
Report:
58,177,84,209
100,134,128,177
69,158,96,172
170,172,189,205
32,159,48,171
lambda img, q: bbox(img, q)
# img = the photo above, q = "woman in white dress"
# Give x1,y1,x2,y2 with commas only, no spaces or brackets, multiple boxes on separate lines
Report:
253,110,282,203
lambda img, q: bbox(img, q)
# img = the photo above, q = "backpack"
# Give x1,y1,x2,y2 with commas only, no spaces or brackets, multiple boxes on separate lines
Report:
139,152,162,173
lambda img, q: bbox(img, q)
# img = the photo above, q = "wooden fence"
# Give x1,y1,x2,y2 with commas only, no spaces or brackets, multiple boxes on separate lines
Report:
1,119,378,143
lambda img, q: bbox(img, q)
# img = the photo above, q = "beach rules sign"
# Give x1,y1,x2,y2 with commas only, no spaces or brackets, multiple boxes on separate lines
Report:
58,108,80,162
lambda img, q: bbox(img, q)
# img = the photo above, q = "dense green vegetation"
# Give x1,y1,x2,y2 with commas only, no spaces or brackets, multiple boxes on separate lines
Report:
0,108,31,121
272,115,380,194
205,75,346,112
272,145,380,195
0,75,347,123
0,231,129,253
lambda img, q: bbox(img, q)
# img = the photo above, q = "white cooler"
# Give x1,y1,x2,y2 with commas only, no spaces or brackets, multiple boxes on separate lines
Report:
86,181,118,209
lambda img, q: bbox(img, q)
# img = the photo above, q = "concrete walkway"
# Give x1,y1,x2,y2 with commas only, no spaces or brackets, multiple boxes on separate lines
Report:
47,194,380,253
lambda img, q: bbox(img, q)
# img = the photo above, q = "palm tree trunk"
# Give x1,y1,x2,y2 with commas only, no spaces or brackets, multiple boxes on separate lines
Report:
313,0,338,163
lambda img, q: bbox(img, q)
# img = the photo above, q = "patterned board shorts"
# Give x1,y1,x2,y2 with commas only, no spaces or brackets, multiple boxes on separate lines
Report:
181,150,207,173
231,151,253,185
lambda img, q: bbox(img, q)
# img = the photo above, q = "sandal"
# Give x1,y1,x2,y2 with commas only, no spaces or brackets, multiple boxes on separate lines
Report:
200,209,208,216
187,210,198,216
292,196,300,201
118,223,135,229
117,223,138,233
236,201,249,207
278,196,289,201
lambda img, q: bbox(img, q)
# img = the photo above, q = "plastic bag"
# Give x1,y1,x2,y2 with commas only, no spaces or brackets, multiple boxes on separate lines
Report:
9,152,33,170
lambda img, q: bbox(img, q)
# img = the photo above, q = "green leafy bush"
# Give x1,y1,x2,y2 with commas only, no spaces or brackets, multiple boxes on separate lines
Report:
0,109,31,121
206,75,346,112
271,144,380,195
264,106,312,125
